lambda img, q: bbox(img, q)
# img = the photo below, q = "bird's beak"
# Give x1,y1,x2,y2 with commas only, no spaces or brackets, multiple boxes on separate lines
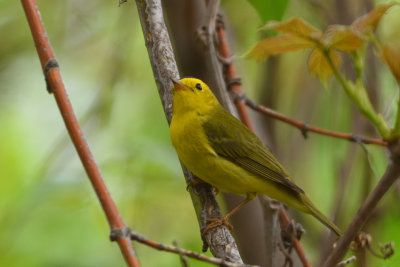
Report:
171,78,187,91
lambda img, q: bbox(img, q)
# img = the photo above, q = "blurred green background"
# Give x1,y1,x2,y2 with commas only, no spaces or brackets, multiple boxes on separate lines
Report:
1,0,400,266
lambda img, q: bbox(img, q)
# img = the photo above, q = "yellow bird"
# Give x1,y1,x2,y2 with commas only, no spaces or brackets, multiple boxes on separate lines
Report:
169,77,341,236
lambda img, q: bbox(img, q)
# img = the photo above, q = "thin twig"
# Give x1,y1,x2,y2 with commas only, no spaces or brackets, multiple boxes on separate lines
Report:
129,230,257,267
279,210,312,267
215,15,254,131
277,239,294,267
322,154,400,266
323,49,391,139
215,14,312,267
21,1,140,266
173,241,190,267
239,94,387,146
134,0,243,262
336,256,356,266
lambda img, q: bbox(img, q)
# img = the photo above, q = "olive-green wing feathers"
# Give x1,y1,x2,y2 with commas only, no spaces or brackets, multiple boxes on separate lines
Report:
202,108,304,194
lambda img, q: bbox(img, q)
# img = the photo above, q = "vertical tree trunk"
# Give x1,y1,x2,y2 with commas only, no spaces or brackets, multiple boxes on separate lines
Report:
163,1,279,265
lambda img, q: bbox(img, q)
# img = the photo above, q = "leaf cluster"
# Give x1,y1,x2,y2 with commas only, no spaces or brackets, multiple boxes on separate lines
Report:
247,4,400,140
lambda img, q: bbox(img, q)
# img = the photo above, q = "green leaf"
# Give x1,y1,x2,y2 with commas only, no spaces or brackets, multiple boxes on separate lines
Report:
247,0,290,23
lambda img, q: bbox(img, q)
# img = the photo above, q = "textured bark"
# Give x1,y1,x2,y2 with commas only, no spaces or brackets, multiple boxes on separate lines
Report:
135,0,243,262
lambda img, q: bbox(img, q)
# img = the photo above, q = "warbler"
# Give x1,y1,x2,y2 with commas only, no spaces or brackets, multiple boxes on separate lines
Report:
169,77,341,236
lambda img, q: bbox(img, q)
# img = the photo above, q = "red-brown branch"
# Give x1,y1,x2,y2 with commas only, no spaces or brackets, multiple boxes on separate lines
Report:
242,97,387,147
215,16,312,267
129,230,256,267
279,210,312,267
21,1,140,266
216,16,254,132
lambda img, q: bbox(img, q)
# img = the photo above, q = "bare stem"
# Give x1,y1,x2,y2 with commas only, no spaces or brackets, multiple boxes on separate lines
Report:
323,49,390,139
21,0,140,266
322,158,400,266
130,230,257,267
279,209,312,267
240,94,387,146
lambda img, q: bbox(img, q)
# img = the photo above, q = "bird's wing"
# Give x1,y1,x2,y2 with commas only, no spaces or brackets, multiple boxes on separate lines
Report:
202,108,304,194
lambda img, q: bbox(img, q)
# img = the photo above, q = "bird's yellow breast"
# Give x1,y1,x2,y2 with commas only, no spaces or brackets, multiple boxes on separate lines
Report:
170,111,216,165
170,110,275,195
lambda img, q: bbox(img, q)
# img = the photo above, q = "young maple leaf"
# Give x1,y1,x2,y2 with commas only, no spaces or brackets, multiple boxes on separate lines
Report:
308,49,341,85
246,4,397,84
245,18,321,61
351,4,396,34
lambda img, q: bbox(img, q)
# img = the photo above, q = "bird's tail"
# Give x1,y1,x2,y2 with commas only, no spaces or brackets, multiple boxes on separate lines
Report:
301,195,342,236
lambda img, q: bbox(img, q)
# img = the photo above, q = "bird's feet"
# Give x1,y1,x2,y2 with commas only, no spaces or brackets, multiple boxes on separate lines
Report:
202,196,254,236
202,216,233,235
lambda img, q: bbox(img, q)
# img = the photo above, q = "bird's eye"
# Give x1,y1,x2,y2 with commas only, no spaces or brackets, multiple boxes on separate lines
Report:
195,83,202,91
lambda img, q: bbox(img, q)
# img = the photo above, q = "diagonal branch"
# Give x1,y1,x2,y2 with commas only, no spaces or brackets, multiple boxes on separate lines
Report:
129,230,257,267
134,0,243,263
278,209,311,267
21,1,140,266
215,15,254,131
322,141,400,266
240,94,387,146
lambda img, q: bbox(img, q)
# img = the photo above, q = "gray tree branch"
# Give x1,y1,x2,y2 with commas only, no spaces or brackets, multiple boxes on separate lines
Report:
134,0,243,263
